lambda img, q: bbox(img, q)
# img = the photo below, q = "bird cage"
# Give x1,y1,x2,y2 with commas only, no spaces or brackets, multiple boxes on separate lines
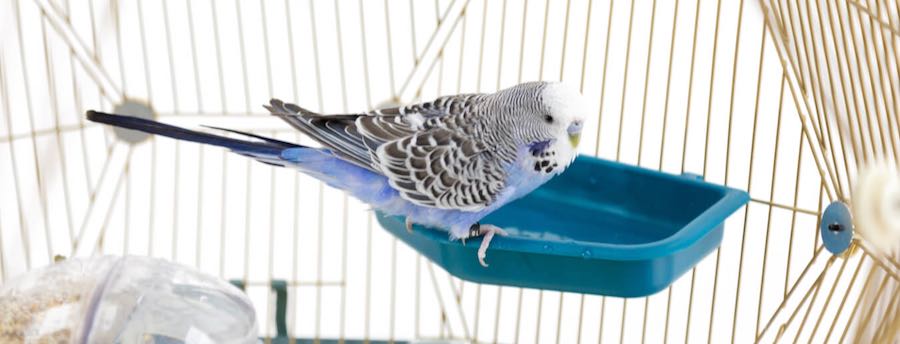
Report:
1,0,898,342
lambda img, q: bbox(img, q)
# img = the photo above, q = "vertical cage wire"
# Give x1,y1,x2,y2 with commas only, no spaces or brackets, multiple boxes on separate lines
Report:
0,0,898,342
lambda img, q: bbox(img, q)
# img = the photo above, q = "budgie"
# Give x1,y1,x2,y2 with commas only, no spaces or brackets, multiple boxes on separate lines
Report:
87,81,587,267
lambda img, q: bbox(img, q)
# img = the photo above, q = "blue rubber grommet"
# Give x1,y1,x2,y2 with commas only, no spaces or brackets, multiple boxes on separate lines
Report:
821,201,853,255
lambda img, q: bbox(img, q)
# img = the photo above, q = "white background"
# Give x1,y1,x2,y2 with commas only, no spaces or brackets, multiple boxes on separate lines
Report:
0,0,868,342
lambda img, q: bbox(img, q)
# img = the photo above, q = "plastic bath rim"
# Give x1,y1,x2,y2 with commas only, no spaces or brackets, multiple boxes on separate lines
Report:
377,154,749,298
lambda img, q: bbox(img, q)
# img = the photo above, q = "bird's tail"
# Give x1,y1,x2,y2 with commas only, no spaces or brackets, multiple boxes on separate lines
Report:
86,110,301,167
86,110,391,202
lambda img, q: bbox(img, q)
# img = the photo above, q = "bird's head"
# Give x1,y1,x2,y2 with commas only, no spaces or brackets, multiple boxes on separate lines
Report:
493,81,588,168
538,82,587,149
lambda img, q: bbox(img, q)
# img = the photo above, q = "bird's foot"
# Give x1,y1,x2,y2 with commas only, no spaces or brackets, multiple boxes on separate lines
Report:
405,217,414,233
466,222,508,267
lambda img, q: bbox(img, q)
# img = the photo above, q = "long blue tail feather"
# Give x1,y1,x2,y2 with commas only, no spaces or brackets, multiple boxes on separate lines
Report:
86,111,301,161
87,110,394,204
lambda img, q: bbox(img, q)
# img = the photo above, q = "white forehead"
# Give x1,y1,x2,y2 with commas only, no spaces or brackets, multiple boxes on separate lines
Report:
541,82,587,121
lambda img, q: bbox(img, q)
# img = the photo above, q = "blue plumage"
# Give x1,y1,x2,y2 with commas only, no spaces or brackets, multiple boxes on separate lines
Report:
87,82,588,266
87,110,533,238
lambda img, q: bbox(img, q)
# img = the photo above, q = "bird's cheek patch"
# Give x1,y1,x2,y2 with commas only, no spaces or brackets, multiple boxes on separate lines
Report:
528,139,553,156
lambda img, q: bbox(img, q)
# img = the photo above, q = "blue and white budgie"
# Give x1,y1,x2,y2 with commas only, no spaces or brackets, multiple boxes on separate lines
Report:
87,81,587,267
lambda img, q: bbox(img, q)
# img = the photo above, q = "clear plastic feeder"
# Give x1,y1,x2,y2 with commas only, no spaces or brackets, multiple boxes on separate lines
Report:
0,255,258,343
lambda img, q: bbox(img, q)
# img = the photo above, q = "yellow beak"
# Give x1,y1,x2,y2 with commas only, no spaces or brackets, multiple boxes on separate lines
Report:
569,132,581,147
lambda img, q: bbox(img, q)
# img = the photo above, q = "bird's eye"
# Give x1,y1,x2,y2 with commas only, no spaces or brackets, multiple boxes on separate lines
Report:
543,115,553,123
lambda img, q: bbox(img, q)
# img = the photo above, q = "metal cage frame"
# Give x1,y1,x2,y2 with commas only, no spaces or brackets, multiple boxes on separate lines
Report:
1,0,899,342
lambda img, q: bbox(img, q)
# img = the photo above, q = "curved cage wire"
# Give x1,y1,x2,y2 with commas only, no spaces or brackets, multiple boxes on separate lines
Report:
0,0,898,342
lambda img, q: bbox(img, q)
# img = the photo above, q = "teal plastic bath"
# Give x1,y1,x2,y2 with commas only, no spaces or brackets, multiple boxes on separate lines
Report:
376,155,749,298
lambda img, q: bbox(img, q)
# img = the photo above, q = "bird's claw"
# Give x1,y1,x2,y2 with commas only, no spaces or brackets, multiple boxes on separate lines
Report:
478,249,489,267
472,224,508,268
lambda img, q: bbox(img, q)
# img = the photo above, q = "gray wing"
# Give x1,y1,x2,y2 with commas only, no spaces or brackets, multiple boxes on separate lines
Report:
374,127,508,211
267,94,507,211
265,94,485,169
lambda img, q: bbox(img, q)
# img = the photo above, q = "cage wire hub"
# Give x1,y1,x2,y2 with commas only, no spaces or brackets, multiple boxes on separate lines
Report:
109,100,157,144
821,201,853,255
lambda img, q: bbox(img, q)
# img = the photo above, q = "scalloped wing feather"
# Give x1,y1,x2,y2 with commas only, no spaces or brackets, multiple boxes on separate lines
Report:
266,94,506,211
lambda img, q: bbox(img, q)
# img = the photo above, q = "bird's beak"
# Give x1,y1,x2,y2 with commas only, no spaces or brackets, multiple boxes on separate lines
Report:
567,120,583,147
569,133,581,147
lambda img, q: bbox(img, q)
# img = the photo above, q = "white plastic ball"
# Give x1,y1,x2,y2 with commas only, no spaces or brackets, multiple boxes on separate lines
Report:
853,161,900,255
